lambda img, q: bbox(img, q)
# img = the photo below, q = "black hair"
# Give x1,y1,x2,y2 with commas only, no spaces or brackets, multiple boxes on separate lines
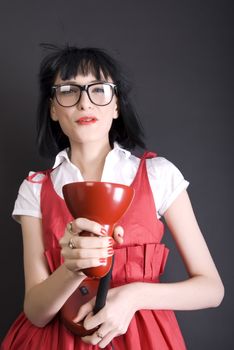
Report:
37,44,146,158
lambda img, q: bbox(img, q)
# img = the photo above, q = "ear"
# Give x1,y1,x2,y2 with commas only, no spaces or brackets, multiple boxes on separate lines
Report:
50,99,58,121
113,101,119,119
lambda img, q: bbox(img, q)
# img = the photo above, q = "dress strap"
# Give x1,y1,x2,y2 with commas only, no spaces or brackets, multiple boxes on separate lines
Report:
26,163,62,184
141,151,157,159
131,151,157,187
26,170,51,184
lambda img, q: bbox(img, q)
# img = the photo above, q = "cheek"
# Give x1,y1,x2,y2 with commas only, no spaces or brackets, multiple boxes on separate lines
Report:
54,106,74,122
103,103,117,119
54,110,75,136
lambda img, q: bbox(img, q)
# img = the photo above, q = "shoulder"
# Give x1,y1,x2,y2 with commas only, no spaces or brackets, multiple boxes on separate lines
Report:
146,156,184,179
20,147,69,197
12,171,48,222
12,148,69,222
146,155,189,216
116,150,185,185
21,171,45,195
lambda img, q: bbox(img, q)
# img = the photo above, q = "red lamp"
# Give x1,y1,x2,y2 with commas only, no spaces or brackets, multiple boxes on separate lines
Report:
60,182,134,336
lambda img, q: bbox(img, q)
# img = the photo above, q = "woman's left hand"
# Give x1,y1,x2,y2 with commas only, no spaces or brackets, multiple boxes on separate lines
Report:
74,284,137,348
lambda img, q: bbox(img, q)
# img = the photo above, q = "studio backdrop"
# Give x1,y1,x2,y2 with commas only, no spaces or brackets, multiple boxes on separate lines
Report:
0,1,233,348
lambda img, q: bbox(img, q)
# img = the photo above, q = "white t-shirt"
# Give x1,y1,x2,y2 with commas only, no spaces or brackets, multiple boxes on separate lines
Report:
13,143,189,221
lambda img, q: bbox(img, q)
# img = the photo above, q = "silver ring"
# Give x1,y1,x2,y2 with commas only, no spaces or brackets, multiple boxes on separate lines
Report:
96,331,104,340
68,222,73,234
68,237,76,249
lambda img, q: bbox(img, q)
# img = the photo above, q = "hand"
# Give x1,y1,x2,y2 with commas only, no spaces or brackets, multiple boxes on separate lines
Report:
59,218,124,275
75,284,137,348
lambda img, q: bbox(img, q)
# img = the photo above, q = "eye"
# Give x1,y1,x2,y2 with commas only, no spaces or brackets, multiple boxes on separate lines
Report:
58,85,79,95
91,85,105,94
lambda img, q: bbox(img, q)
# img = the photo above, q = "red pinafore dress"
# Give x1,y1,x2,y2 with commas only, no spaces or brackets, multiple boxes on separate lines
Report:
1,152,187,350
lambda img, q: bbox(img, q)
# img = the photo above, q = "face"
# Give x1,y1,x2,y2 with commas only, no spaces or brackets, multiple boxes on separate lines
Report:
50,72,118,148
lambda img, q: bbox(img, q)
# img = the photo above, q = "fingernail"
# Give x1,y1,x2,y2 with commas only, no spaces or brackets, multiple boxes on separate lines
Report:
108,237,113,244
99,258,107,265
100,228,107,236
107,248,114,255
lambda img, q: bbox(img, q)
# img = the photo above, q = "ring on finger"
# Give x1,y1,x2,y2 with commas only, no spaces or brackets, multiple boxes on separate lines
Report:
96,331,104,340
68,237,76,249
68,222,73,234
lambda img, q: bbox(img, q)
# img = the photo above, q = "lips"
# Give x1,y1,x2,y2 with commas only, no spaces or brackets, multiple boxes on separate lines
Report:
76,116,98,125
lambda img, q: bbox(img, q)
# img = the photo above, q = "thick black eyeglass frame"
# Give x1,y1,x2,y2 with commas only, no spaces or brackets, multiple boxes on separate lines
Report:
51,82,117,107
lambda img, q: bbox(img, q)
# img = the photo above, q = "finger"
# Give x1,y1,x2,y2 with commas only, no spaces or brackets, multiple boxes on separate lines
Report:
98,330,117,348
81,333,100,346
81,320,104,346
60,234,112,250
62,246,114,259
82,312,121,346
69,236,113,249
64,258,108,272
63,221,81,236
81,327,115,348
72,218,108,236
74,302,94,323
83,307,106,331
113,225,124,244
81,312,103,345
59,229,72,247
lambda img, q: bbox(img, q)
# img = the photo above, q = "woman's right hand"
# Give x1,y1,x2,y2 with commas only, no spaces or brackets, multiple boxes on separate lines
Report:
59,218,114,275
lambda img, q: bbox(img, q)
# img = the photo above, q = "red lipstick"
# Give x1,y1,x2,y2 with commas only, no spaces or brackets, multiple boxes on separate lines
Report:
76,116,97,125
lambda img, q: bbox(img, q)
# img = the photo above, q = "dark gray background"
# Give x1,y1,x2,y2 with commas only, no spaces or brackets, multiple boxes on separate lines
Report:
0,0,233,348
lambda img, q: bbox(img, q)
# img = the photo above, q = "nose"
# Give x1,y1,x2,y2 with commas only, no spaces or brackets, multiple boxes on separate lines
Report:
76,90,93,110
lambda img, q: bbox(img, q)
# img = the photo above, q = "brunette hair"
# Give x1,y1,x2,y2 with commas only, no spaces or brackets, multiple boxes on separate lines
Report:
37,44,145,158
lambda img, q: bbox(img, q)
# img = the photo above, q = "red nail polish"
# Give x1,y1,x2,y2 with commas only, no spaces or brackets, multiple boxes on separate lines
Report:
107,248,114,255
99,258,107,265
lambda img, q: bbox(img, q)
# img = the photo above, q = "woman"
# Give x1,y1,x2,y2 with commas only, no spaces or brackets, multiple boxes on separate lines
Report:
1,45,224,349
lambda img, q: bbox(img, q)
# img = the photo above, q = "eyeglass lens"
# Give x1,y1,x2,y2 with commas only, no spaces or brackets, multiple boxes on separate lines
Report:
55,83,114,107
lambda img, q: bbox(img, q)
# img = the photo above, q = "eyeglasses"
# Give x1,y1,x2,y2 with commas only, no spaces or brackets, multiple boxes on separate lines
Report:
51,82,117,107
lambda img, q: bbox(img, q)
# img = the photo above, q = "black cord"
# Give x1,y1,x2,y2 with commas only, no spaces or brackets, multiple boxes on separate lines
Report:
93,256,114,314
93,258,115,349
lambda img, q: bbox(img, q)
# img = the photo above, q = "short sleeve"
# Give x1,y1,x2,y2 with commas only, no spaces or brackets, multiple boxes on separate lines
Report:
12,172,43,223
146,157,189,217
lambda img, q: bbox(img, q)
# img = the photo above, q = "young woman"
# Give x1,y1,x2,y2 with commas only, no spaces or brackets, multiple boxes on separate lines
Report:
1,45,224,350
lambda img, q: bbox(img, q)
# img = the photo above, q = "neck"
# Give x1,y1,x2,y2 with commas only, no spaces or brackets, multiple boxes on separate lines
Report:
70,140,112,181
